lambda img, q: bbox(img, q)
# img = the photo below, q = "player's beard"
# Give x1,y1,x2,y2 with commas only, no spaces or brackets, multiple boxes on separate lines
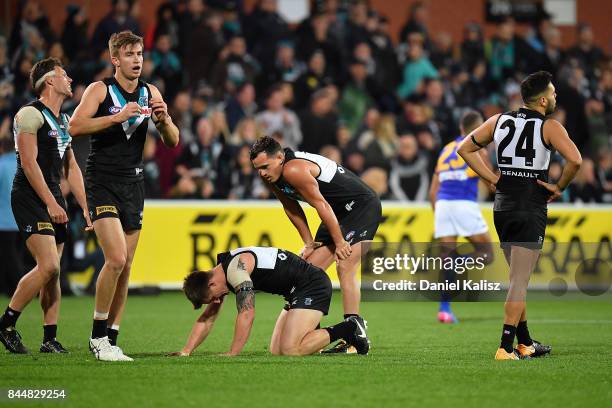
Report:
545,97,556,115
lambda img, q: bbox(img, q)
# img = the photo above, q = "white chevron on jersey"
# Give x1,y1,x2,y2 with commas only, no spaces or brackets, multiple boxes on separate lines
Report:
294,151,338,183
230,246,280,269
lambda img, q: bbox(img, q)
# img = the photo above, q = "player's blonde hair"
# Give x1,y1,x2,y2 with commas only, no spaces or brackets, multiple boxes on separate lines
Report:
108,31,143,58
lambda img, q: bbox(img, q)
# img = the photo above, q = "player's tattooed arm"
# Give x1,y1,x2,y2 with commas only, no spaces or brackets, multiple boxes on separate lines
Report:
235,279,255,313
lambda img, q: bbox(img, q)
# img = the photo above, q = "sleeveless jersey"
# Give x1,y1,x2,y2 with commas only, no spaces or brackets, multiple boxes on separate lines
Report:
216,246,317,298
436,136,479,202
12,100,71,197
274,148,377,218
493,108,552,211
86,77,152,182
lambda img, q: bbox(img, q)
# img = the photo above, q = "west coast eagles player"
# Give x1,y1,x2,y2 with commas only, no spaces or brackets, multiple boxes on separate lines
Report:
429,110,494,324
0,58,91,354
69,31,179,361
458,71,581,360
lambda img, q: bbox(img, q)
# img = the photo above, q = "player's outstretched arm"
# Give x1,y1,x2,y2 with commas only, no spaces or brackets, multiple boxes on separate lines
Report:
149,84,179,148
537,119,582,202
68,81,140,137
15,107,67,224
457,114,500,186
283,162,351,260
226,256,256,356
64,148,92,230
170,301,223,356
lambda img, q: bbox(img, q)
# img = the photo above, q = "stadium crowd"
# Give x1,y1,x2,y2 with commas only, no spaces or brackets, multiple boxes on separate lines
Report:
0,0,611,205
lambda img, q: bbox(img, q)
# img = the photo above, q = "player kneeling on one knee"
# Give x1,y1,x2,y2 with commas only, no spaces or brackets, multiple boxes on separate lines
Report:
169,246,369,357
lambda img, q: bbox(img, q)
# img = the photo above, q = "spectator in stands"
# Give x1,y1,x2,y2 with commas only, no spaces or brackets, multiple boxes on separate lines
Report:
339,57,374,134
389,133,430,201
61,4,89,63
569,158,603,203
151,33,182,100
293,51,332,111
212,35,259,99
399,1,429,47
361,167,390,198
8,0,55,57
227,144,269,200
430,31,455,76
537,26,564,78
424,78,457,145
179,4,225,90
299,88,338,154
259,41,304,93
256,84,302,149
397,32,438,99
319,145,342,164
344,0,370,51
568,24,606,81
91,0,140,57
228,117,264,147
150,2,179,51
460,22,484,71
225,82,257,133
243,0,290,70
596,150,612,203
172,117,225,199
357,114,398,172
296,10,342,83
0,136,23,296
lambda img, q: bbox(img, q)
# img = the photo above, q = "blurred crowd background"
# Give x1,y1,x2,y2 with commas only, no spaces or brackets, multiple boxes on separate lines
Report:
1,0,612,294
0,0,611,203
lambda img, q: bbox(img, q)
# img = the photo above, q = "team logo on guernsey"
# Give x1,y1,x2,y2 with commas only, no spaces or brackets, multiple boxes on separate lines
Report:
96,205,118,216
345,230,355,241
108,84,150,140
41,109,71,158
37,222,54,231
109,106,122,114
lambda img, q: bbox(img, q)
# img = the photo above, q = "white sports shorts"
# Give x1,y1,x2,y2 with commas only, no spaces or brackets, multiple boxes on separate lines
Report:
434,200,488,239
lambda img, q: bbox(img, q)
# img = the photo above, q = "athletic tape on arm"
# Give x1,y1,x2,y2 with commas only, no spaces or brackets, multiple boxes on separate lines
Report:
15,106,44,134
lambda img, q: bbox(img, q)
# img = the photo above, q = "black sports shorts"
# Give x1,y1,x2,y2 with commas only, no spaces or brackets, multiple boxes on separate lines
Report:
11,187,67,244
284,266,332,315
87,179,144,231
494,208,547,250
314,198,382,247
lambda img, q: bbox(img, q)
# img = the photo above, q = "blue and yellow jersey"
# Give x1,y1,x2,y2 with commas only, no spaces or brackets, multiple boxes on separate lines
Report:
435,136,479,202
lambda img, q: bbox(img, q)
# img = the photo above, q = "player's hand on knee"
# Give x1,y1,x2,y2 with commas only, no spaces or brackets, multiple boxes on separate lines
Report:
47,202,68,224
334,240,352,261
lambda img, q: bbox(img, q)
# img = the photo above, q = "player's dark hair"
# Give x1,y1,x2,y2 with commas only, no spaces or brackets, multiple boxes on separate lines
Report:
460,110,483,135
520,71,553,104
249,136,282,160
30,57,62,95
183,271,212,309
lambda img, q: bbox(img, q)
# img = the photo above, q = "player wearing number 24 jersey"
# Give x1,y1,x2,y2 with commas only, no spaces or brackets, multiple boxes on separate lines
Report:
458,71,581,360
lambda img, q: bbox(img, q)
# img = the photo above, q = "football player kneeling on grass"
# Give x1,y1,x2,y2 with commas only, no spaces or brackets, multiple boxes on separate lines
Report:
169,246,369,356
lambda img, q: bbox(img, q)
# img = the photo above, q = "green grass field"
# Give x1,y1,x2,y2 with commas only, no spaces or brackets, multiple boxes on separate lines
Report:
1,292,611,408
